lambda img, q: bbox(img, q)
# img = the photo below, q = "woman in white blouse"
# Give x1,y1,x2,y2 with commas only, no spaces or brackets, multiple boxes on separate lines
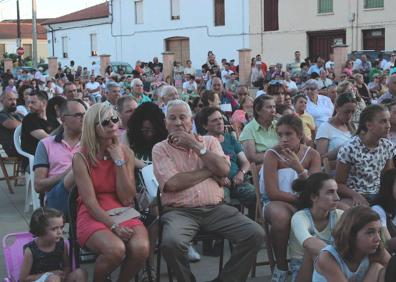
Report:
315,93,357,161
305,79,334,128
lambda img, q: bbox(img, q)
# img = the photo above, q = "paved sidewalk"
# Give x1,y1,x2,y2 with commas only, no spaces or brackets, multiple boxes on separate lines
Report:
0,165,277,281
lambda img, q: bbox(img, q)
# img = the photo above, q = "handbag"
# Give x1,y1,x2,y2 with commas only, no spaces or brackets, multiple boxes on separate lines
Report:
106,207,140,224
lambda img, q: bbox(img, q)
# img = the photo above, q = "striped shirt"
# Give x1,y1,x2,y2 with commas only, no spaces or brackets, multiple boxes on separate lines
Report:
152,135,228,208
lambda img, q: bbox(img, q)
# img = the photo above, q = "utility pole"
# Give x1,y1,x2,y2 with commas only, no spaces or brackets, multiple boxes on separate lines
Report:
32,0,37,68
16,0,21,48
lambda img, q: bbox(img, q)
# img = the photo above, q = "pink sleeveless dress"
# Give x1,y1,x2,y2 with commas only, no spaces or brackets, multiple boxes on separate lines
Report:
76,155,142,246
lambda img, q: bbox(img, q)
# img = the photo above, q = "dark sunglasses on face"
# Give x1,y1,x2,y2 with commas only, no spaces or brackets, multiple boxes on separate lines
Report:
100,116,119,127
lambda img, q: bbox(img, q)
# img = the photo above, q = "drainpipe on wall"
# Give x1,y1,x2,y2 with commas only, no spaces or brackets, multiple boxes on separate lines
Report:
48,24,55,57
260,0,264,55
355,0,359,50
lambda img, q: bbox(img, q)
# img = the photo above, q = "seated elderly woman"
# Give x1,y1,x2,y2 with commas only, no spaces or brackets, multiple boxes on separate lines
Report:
260,114,321,281
315,93,357,162
336,104,396,207
73,103,149,282
239,95,279,164
304,79,334,128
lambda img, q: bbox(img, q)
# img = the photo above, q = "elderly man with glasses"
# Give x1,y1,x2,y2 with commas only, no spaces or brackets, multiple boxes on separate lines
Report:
34,99,87,216
131,78,152,105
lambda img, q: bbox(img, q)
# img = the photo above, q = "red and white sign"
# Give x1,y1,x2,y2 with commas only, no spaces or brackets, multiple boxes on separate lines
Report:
16,47,24,56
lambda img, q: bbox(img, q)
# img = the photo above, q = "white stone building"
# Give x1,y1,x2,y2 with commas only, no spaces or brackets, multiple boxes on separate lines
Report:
43,0,396,69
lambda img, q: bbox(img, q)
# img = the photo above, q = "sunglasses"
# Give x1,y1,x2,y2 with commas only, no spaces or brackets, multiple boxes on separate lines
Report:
100,116,119,127
64,112,85,118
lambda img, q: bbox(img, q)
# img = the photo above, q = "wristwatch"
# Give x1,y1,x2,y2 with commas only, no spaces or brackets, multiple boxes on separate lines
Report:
110,223,119,232
199,147,207,157
239,169,247,175
114,159,126,167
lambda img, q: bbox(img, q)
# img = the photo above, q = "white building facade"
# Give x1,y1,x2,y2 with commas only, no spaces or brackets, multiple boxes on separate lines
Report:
44,0,249,68
249,0,396,65
44,0,396,69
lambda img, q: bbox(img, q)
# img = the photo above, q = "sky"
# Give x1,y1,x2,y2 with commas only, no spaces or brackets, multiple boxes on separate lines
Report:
0,0,106,21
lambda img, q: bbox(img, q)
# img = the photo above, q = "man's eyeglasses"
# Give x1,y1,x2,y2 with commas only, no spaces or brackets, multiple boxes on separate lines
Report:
305,87,317,91
100,116,119,127
269,80,283,86
64,112,85,118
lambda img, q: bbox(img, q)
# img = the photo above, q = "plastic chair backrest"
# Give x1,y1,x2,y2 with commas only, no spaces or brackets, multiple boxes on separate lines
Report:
2,232,34,282
13,124,39,211
13,125,33,160
3,232,71,281
140,164,159,203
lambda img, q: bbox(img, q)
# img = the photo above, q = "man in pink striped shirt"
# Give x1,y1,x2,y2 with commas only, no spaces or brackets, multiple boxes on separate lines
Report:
153,100,264,282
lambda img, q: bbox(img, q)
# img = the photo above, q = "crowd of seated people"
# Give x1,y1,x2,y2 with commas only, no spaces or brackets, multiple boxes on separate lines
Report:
1,49,396,282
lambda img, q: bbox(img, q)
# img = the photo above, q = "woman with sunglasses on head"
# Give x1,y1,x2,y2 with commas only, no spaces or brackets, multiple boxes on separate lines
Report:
315,93,357,162
304,79,334,129
260,114,321,281
337,80,366,129
313,206,390,282
267,80,287,108
73,103,149,282
336,105,396,208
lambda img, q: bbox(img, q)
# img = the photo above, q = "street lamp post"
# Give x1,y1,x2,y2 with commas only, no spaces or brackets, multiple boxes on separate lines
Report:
32,0,37,68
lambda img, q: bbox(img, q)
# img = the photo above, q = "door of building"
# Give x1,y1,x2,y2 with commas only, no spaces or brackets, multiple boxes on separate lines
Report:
165,37,190,65
308,29,346,61
363,29,385,51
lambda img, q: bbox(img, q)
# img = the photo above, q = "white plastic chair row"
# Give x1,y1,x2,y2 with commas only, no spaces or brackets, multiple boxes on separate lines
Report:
13,125,40,212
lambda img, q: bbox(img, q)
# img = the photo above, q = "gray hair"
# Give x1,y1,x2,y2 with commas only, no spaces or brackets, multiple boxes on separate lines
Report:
131,78,143,88
304,79,319,90
166,100,192,118
160,85,178,98
106,81,120,92
116,95,137,113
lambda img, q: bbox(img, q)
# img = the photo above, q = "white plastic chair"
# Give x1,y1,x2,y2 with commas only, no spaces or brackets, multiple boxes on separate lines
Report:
13,125,40,212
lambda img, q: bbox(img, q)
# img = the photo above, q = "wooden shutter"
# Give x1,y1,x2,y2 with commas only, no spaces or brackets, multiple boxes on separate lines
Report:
264,0,279,31
214,0,225,26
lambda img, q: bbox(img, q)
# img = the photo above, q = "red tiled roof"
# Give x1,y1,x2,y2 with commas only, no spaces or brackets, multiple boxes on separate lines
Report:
0,22,47,40
42,2,109,25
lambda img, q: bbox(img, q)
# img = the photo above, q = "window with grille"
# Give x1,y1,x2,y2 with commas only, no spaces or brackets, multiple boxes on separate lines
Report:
135,1,143,24
0,44,5,57
364,0,384,9
214,0,225,26
90,34,97,56
171,0,180,20
318,0,333,13
61,36,68,58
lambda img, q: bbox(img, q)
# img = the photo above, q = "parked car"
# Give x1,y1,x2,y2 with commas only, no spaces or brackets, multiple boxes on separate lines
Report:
109,61,134,75
349,50,394,63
